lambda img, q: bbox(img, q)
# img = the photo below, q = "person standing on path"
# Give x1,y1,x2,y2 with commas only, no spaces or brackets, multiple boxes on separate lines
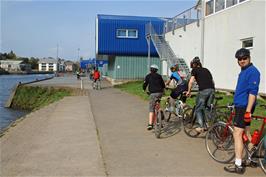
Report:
143,64,165,130
224,48,260,174
186,56,215,133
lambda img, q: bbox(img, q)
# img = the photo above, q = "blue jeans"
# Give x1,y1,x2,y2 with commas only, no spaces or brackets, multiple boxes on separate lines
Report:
194,88,215,128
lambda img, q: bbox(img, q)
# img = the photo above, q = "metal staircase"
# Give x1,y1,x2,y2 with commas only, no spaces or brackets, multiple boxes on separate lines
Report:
146,23,190,80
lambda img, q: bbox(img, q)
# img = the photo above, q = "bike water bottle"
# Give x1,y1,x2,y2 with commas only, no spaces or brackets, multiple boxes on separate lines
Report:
251,130,259,145
242,132,248,143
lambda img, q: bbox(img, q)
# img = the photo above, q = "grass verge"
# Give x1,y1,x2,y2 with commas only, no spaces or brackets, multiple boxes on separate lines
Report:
115,81,266,132
11,86,72,111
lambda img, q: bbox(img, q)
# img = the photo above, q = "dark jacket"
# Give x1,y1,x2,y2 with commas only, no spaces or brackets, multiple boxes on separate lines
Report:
143,72,165,93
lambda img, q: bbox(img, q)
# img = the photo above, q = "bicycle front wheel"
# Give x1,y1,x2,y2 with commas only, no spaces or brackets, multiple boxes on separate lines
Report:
258,138,266,174
154,110,163,138
205,122,235,163
182,107,200,137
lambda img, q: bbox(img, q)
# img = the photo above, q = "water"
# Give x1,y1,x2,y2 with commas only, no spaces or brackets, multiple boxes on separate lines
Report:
0,74,53,132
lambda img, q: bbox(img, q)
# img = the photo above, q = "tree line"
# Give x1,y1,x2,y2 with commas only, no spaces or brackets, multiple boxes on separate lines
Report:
0,50,39,70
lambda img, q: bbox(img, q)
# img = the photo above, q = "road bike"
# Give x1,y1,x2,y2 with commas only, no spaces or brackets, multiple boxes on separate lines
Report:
205,105,266,174
182,96,226,137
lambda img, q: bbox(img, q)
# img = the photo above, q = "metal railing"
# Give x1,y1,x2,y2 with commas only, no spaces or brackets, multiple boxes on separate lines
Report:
164,6,201,34
145,23,191,79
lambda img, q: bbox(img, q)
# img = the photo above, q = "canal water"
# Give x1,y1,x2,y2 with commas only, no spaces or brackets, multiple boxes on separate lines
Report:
0,74,53,132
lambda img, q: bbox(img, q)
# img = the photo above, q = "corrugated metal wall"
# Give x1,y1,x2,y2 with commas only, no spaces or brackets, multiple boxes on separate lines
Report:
108,56,161,80
97,15,165,57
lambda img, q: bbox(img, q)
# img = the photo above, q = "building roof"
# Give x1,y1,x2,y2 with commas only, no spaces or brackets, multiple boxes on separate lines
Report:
39,58,58,64
0,60,22,65
97,14,169,22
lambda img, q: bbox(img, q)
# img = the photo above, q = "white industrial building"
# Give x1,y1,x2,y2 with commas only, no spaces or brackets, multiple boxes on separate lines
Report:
38,58,58,72
163,0,265,95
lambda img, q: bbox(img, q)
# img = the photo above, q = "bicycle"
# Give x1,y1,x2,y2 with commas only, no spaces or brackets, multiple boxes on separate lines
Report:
92,79,101,90
164,92,191,122
205,105,266,175
182,96,226,137
153,98,165,138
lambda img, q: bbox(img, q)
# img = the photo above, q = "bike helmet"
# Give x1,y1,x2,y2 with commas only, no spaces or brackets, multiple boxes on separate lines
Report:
235,48,250,59
150,64,159,70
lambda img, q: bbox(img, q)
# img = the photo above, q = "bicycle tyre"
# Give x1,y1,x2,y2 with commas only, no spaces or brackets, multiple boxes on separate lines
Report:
154,110,163,138
182,107,200,137
205,122,235,163
258,139,266,174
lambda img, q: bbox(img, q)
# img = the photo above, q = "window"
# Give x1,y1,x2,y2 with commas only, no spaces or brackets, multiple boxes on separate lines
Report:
215,0,225,12
48,63,54,71
41,63,46,71
226,0,237,8
116,29,138,38
239,0,246,2
242,38,253,49
205,0,214,16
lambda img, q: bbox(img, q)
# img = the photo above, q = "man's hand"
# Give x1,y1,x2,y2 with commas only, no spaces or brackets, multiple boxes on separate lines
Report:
185,91,191,97
244,112,251,123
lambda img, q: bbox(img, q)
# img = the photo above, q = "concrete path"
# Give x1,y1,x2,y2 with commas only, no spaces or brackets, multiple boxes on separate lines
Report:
89,86,264,177
1,75,264,176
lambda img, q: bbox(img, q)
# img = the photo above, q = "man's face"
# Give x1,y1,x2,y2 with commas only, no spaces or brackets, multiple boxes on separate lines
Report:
237,56,250,68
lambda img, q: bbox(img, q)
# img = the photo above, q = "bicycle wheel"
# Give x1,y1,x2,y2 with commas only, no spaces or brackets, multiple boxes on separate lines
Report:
205,122,235,163
258,139,266,174
154,110,163,138
182,107,200,137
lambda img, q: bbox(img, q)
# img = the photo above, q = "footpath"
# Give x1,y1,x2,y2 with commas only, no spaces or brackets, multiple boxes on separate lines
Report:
0,75,264,177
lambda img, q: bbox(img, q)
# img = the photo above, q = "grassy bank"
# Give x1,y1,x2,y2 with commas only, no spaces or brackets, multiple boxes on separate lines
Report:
115,81,266,132
12,86,72,111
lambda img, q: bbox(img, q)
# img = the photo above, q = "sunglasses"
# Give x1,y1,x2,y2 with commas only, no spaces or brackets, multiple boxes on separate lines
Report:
237,57,248,61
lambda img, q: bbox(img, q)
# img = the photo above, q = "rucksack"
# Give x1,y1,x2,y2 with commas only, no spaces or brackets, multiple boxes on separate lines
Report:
94,71,100,79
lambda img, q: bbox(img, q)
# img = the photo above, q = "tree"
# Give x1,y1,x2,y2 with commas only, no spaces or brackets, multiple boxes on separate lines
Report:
6,50,17,59
29,57,39,69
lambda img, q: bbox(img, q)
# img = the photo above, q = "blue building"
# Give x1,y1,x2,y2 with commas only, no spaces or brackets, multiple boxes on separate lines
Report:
96,14,167,83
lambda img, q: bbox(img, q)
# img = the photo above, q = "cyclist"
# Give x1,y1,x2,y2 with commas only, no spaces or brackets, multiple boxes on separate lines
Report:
165,64,188,114
224,48,260,174
143,64,165,130
93,67,101,88
186,56,215,133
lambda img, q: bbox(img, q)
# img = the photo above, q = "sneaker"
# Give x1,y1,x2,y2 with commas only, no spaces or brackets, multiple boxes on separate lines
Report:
147,124,153,130
224,164,245,174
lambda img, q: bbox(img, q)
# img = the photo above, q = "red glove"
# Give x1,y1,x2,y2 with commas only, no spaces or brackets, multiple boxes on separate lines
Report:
244,112,251,123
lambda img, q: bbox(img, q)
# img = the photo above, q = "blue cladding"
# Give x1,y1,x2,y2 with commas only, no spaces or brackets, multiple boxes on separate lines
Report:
97,14,166,57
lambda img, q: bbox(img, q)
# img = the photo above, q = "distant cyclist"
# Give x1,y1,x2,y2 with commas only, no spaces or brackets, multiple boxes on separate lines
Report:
143,64,165,130
186,56,215,133
165,64,188,113
93,68,101,87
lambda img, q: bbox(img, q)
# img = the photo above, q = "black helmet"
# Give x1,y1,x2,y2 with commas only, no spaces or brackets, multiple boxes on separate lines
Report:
235,48,250,59
190,56,201,68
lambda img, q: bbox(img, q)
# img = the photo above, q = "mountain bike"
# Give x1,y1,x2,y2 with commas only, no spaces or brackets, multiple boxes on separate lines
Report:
205,105,266,175
153,98,165,138
164,93,191,122
182,96,226,137
92,79,101,90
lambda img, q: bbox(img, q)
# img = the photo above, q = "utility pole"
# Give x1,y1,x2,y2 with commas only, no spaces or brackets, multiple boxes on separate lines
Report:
56,43,59,59
78,48,80,61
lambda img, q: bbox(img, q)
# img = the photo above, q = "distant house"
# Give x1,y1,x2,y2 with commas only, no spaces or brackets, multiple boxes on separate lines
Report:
0,60,31,72
65,61,74,72
38,58,58,72
58,59,66,72
96,14,167,84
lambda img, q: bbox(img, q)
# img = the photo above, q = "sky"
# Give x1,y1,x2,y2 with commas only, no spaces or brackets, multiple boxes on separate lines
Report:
1,0,197,61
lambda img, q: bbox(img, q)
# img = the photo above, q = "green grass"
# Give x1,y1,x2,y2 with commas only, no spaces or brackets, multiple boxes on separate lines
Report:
12,86,72,111
115,81,266,132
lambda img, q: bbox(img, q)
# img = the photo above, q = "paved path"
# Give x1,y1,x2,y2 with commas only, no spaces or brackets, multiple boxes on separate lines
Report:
1,76,264,176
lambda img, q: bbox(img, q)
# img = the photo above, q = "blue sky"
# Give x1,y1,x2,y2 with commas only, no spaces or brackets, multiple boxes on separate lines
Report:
1,0,197,61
